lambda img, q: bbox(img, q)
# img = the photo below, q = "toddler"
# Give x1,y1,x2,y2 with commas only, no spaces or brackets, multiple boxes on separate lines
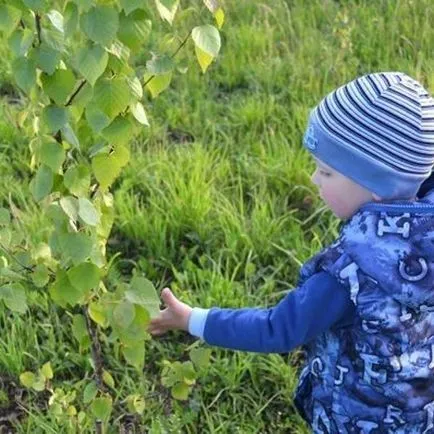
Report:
149,72,434,433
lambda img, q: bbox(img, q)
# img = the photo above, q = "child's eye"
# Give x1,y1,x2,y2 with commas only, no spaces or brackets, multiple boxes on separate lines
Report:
319,170,331,177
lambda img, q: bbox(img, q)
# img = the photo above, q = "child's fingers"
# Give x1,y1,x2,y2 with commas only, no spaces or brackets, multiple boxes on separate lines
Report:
161,287,177,307
148,321,167,335
149,327,166,336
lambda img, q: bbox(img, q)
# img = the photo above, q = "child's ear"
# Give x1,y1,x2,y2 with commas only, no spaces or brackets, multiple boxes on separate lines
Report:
372,193,382,201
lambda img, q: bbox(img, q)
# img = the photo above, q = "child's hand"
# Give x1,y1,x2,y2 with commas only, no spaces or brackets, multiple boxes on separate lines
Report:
148,288,192,336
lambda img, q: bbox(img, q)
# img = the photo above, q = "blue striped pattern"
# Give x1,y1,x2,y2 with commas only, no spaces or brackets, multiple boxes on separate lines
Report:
314,72,434,176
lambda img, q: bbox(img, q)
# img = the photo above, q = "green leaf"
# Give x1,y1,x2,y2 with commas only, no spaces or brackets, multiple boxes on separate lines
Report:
85,102,111,133
70,0,92,12
126,394,145,415
106,40,131,72
39,140,65,172
102,116,137,145
32,43,61,75
41,362,53,380
78,198,100,226
192,25,221,57
189,347,211,371
64,2,79,38
192,25,220,73
64,164,90,196
41,69,76,105
42,12,65,52
23,0,46,11
120,0,145,15
90,396,112,421
81,6,119,47
59,232,93,265
171,382,190,401
114,305,149,346
102,370,115,389
146,54,174,75
0,283,27,313
122,343,144,370
92,154,120,191
161,362,179,387
67,262,100,294
181,361,196,385
113,301,135,329
75,44,108,86
203,0,219,13
60,196,79,222
47,10,64,34
49,270,80,306
8,28,34,57
93,77,131,120
125,276,160,318
61,123,80,148
214,8,224,29
118,11,152,52
32,264,50,288
92,146,130,191
12,57,36,95
155,0,179,25
32,374,46,392
20,372,36,389
88,302,108,328
72,314,90,346
144,72,172,99
69,82,93,120
83,381,98,404
31,165,53,202
0,5,22,36
130,102,149,126
127,75,143,100
42,106,68,133
144,55,174,98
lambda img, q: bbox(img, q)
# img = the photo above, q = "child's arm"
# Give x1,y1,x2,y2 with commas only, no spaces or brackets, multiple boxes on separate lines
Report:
148,271,355,353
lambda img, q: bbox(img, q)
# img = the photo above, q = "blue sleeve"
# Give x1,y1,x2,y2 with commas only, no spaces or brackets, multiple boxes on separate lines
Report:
195,271,355,353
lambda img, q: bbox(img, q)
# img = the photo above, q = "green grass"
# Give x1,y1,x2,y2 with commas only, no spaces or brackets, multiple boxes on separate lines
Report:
0,0,433,432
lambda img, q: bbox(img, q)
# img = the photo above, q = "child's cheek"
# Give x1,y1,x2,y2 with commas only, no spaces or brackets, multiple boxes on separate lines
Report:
322,188,348,219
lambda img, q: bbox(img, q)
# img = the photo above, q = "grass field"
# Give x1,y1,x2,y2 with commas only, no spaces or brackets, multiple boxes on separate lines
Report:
0,0,433,432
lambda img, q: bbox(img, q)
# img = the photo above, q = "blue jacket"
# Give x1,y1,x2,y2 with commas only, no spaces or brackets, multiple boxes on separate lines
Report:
188,190,434,433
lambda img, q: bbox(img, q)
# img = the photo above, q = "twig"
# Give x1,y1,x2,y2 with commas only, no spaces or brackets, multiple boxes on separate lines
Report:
172,29,193,58
83,307,107,393
0,241,35,273
54,130,62,144
66,80,87,107
96,420,103,434
143,30,193,87
35,14,42,46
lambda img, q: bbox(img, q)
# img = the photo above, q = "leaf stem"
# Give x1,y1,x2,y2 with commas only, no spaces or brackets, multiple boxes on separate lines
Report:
143,29,192,87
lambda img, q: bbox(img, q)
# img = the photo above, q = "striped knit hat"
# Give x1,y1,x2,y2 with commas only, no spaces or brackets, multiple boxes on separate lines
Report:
303,72,434,199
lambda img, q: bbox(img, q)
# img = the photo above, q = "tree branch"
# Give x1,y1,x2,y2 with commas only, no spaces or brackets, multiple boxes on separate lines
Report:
66,80,87,107
35,14,42,46
144,30,192,87
83,307,107,393
96,420,103,434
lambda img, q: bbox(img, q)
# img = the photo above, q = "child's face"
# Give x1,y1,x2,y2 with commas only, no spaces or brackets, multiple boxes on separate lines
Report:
310,157,376,220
